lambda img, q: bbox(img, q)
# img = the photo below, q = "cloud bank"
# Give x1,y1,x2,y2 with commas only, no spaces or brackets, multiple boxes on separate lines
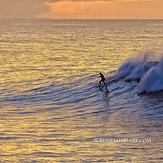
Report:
0,0,48,19
0,0,115,19
0,0,161,19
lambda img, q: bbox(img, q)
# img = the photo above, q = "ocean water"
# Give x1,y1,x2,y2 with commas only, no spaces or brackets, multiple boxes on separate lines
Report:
0,19,163,162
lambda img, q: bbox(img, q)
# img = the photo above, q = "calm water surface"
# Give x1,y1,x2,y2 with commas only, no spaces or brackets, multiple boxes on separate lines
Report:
0,19,163,162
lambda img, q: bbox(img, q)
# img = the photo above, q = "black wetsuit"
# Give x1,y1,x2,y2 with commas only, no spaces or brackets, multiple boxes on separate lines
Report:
99,73,106,87
99,72,109,92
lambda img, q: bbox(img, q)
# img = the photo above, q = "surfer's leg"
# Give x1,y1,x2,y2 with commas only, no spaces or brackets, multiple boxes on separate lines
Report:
103,81,109,92
103,81,106,87
99,81,101,87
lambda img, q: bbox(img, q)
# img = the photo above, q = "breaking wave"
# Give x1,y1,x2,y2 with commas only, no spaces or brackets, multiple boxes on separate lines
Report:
107,52,163,94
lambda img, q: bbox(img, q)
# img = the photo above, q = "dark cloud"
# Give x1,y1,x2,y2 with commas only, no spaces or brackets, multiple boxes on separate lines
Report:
0,0,48,19
0,0,115,19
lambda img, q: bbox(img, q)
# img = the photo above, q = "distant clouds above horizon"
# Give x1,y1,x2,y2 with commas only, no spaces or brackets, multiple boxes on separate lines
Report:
0,0,162,19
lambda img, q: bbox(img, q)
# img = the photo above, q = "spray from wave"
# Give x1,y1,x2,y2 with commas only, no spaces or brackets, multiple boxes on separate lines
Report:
107,51,163,94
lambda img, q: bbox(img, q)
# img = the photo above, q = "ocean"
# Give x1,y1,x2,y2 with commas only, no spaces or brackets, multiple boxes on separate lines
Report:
0,19,163,162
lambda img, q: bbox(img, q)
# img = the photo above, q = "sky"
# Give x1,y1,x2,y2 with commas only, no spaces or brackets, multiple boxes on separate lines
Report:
0,0,163,19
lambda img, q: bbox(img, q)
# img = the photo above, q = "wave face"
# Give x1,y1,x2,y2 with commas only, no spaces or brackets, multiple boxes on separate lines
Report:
111,53,163,94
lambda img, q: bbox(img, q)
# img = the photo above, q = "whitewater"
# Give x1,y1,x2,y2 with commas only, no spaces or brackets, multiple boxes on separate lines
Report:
108,53,163,94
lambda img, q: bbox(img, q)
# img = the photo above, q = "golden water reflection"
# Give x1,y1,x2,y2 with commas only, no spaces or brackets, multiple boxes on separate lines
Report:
0,102,162,162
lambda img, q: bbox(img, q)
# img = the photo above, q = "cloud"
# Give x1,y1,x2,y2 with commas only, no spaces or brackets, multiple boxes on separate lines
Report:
0,0,115,19
0,0,48,19
0,0,159,19
46,0,115,1
45,0,143,2
54,0,153,1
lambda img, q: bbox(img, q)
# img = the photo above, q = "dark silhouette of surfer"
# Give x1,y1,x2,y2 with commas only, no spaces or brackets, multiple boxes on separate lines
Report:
99,72,109,93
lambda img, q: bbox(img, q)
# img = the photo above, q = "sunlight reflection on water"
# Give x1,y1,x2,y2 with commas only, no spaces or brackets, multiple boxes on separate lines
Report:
0,19,163,162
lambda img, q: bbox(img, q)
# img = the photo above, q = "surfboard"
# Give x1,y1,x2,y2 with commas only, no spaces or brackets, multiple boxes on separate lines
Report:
99,86,109,94
99,87,103,91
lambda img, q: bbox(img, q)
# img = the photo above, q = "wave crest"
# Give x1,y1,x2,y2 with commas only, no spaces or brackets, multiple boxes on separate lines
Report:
112,52,163,94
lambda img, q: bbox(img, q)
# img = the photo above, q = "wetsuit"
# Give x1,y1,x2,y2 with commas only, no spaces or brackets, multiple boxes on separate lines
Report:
99,72,106,87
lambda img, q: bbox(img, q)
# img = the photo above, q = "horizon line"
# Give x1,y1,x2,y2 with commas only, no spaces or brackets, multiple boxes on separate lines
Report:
0,18,163,20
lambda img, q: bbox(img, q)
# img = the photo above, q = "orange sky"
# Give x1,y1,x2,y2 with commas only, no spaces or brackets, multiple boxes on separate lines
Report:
0,0,163,19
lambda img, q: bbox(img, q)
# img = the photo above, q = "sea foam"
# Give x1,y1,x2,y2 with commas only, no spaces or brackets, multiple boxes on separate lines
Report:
112,52,163,94
138,56,163,94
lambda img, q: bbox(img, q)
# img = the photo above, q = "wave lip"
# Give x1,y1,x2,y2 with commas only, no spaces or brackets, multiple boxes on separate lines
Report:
138,57,163,94
113,53,163,94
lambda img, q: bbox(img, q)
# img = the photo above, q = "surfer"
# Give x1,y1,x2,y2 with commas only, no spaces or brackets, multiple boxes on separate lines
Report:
99,72,106,87
99,72,109,93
